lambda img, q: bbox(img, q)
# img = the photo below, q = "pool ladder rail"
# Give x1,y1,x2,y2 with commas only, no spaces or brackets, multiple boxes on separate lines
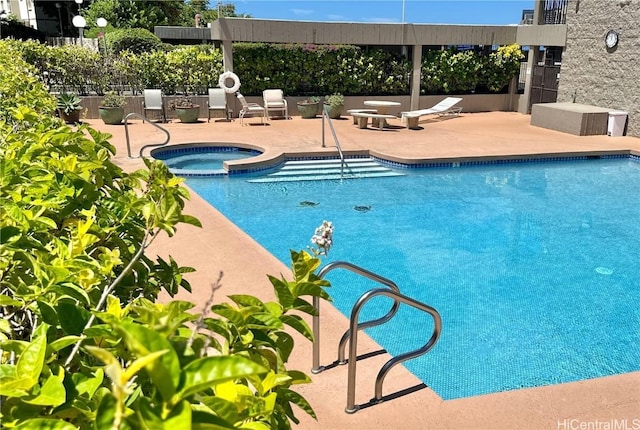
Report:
124,112,171,158
321,105,347,176
313,261,442,414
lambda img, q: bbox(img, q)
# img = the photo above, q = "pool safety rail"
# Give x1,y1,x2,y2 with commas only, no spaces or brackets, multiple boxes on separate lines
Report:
124,113,171,158
321,105,347,176
313,261,442,414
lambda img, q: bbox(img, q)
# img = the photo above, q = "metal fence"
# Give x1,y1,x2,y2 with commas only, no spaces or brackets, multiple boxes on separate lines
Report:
541,0,569,25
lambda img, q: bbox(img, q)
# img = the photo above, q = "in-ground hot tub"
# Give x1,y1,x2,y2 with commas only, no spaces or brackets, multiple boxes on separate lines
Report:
151,143,264,176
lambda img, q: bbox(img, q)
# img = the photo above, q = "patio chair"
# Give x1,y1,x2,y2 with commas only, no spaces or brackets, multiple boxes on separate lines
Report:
236,93,267,125
207,88,232,122
142,89,167,123
400,97,463,129
263,89,289,119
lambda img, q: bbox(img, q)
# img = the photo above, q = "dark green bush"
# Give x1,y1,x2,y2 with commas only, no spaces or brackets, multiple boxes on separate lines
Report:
9,38,523,97
106,27,163,54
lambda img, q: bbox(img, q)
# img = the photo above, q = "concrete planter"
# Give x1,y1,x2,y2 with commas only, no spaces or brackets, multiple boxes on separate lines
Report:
297,102,319,118
98,106,125,125
58,109,81,124
325,103,343,119
175,106,200,123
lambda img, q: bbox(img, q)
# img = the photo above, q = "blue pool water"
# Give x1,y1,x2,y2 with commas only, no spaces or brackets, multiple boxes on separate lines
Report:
185,157,640,400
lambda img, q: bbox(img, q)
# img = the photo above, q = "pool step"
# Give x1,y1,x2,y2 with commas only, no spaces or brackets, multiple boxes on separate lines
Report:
248,158,404,183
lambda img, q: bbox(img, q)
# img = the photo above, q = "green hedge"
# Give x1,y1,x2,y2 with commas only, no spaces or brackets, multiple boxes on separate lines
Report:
7,39,523,97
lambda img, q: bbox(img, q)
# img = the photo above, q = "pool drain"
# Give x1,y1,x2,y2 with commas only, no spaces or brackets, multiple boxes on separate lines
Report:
595,267,614,275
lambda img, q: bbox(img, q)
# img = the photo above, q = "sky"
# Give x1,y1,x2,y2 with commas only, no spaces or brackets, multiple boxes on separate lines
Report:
226,0,535,26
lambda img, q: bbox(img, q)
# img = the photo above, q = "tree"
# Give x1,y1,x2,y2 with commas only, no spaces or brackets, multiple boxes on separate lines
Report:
83,0,250,32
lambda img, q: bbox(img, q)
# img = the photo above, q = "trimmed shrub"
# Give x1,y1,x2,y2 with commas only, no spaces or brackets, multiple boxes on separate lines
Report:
106,27,163,54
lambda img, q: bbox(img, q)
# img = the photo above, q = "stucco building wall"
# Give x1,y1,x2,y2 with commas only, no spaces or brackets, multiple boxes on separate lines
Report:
557,0,639,136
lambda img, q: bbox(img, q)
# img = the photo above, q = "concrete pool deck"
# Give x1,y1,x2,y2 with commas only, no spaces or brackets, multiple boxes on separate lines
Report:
89,111,639,430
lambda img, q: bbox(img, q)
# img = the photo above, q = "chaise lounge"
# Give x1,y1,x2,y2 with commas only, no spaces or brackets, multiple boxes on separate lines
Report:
401,97,463,129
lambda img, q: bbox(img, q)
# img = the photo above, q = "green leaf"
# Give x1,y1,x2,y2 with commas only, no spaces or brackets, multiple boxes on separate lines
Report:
0,225,22,243
0,294,23,307
176,356,267,401
136,396,164,429
211,304,244,326
269,275,294,310
287,370,312,385
37,300,59,326
165,400,192,430
291,298,318,315
49,283,91,305
24,371,66,407
199,396,240,424
72,368,104,398
14,419,77,430
16,334,47,388
228,294,265,308
277,388,317,420
273,332,294,362
49,335,82,352
247,312,284,330
119,322,180,402
239,422,271,430
180,214,202,227
56,302,91,335
292,281,331,301
191,410,237,429
261,371,292,393
279,315,313,342
95,393,117,430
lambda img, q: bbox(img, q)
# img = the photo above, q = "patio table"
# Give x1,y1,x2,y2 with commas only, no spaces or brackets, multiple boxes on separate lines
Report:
364,100,401,128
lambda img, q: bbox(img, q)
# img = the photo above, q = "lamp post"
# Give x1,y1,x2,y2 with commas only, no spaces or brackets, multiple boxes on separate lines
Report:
0,10,7,39
73,0,84,44
72,15,86,45
96,17,107,55
55,2,63,37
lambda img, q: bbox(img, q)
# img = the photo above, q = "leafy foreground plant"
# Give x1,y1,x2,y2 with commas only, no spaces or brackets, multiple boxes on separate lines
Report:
0,44,332,429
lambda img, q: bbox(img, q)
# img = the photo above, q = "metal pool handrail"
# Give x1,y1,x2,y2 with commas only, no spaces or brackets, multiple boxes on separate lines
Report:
124,113,170,158
321,105,346,175
313,261,442,414
345,288,441,414
313,261,401,374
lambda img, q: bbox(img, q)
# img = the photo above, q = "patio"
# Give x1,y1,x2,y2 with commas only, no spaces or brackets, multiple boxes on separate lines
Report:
93,112,639,429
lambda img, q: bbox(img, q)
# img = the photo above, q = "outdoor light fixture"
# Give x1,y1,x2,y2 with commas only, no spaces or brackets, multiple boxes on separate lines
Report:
0,10,7,39
97,17,108,55
72,15,86,44
55,3,63,37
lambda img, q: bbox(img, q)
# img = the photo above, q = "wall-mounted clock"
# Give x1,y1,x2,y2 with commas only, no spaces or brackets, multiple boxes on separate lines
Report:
605,30,619,49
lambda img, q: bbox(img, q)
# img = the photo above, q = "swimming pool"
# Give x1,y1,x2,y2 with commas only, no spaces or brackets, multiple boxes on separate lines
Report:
184,156,640,400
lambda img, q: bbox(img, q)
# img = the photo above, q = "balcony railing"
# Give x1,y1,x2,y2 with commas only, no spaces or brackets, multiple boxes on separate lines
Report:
541,0,568,25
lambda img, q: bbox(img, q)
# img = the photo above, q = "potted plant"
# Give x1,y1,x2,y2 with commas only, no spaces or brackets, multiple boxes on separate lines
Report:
297,98,319,119
309,96,323,116
98,91,126,125
324,93,344,119
57,93,82,124
169,95,200,123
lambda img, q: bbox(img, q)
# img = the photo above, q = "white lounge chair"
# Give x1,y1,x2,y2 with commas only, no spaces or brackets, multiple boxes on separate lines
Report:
236,93,267,125
401,97,463,129
207,88,232,122
263,89,288,119
142,89,167,123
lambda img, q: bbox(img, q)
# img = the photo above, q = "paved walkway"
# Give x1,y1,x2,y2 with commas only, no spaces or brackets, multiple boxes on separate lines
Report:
90,112,639,430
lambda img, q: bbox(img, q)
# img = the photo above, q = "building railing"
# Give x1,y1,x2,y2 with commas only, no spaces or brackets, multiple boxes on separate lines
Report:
541,0,568,25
